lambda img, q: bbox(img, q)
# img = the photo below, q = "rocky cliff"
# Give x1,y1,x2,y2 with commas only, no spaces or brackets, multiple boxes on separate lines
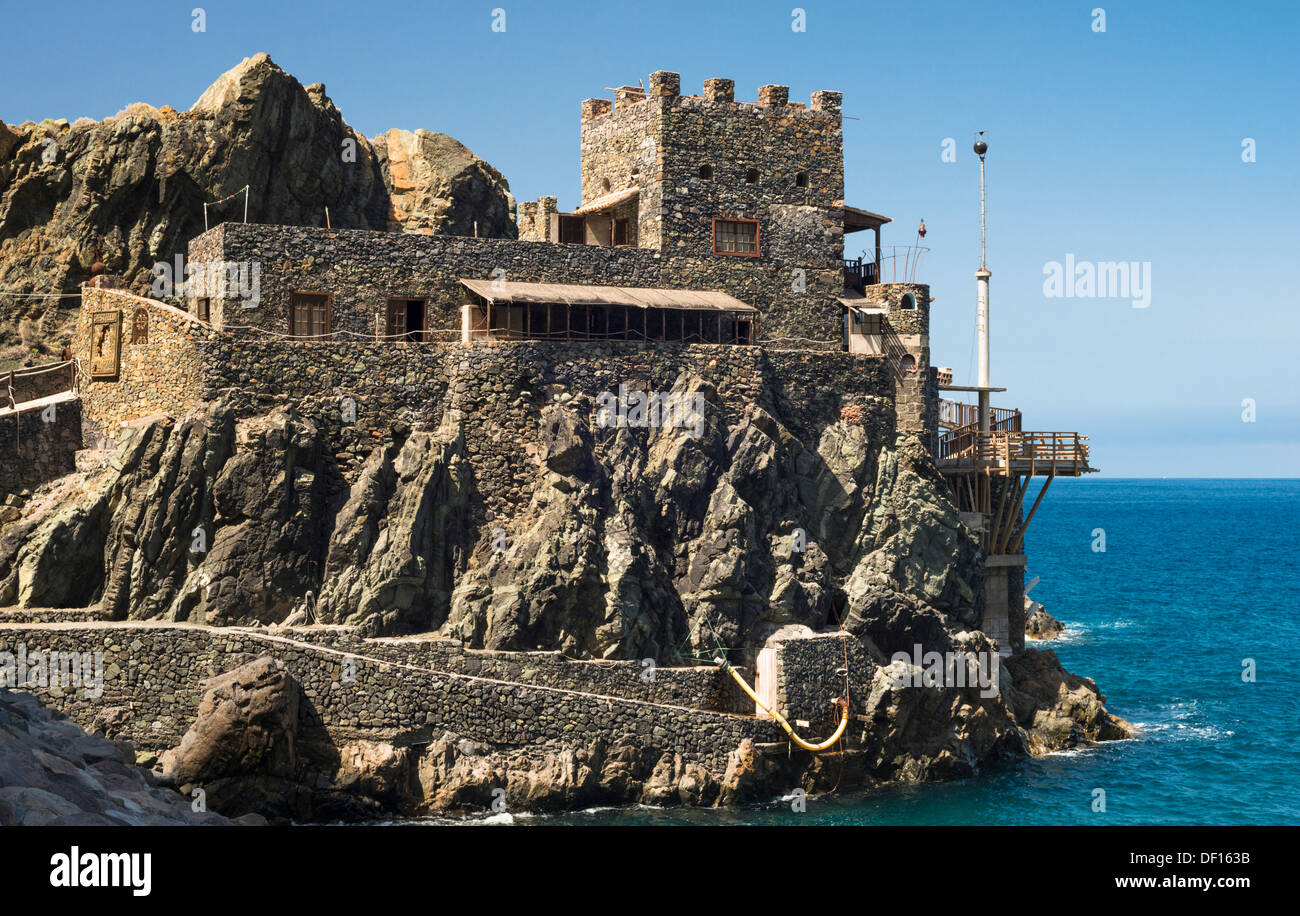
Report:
0,53,516,367
0,361,1131,818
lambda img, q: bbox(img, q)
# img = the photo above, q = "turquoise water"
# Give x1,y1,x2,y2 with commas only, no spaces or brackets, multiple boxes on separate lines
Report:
504,478,1300,826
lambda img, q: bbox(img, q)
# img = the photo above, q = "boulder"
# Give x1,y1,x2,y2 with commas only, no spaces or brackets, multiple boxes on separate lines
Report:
0,687,240,825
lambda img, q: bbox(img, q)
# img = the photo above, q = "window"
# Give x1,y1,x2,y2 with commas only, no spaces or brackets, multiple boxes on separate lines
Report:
699,164,713,180
900,354,917,373
558,214,585,244
614,218,631,247
131,307,148,344
290,292,331,339
713,218,760,257
744,167,759,184
196,298,210,322
900,293,917,310
795,171,809,188
602,177,612,193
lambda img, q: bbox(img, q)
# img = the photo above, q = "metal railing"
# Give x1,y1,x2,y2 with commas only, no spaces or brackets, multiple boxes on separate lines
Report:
856,246,931,285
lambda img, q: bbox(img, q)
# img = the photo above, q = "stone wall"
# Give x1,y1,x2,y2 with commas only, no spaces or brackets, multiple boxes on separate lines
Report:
772,631,879,734
0,396,80,498
196,335,895,521
73,287,215,446
0,622,783,769
188,216,849,346
288,629,752,713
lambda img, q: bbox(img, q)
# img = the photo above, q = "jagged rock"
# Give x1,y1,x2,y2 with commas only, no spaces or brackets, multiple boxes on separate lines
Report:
166,408,344,625
1003,649,1134,751
1024,599,1065,639
372,128,515,236
0,53,516,367
0,687,246,825
317,426,470,633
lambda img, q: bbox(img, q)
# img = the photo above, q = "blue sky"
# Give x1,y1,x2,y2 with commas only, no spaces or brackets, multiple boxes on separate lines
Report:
2,0,1297,476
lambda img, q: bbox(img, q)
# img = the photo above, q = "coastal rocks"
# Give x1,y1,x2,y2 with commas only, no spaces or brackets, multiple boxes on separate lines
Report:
318,426,471,633
0,52,516,365
0,687,247,825
159,656,305,818
855,634,1027,781
1024,598,1065,639
1002,648,1134,751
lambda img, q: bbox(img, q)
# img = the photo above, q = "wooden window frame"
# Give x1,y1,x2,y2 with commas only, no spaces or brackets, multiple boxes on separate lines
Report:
196,298,210,322
712,218,761,258
289,290,333,340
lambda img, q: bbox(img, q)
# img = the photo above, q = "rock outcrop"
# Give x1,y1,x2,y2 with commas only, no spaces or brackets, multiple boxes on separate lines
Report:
159,656,305,819
0,53,516,366
0,687,254,825
1024,598,1066,639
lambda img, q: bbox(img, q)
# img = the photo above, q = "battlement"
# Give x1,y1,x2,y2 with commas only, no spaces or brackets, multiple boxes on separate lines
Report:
579,72,842,121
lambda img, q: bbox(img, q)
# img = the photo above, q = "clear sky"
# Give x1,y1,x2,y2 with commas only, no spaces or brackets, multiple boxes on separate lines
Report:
2,0,1296,476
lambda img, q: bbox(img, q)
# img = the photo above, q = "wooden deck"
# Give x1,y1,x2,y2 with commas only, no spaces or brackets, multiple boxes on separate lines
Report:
937,428,1093,477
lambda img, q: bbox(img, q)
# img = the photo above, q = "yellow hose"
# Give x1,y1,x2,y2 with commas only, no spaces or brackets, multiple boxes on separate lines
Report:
716,657,849,752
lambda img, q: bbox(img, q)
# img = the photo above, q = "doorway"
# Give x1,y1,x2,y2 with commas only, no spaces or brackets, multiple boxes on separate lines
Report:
386,298,426,342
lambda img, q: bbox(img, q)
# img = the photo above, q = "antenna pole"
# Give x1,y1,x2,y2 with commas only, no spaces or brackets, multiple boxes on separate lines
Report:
974,134,991,430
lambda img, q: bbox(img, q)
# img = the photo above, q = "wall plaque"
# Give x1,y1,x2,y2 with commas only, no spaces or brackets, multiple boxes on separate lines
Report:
89,310,122,378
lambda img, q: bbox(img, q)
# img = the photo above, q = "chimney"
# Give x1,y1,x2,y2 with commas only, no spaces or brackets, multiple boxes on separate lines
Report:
758,85,789,107
703,78,734,103
649,70,680,98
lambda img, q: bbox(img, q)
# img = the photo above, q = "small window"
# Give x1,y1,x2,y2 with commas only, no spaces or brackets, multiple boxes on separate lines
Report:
131,307,148,344
745,167,759,184
631,166,640,182
290,292,331,339
602,177,612,193
900,293,917,310
699,164,713,180
614,218,631,247
795,171,808,188
713,218,760,257
197,298,210,322
900,354,917,373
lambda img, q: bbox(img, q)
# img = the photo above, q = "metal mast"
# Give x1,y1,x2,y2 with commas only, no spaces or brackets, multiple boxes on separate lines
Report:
974,132,991,430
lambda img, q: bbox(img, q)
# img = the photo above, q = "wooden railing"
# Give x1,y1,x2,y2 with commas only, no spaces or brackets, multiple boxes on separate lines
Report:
938,400,1021,431
5,360,76,409
841,257,879,294
939,429,1091,473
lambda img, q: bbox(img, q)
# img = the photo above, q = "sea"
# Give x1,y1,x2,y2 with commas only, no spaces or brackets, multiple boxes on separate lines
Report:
423,478,1300,826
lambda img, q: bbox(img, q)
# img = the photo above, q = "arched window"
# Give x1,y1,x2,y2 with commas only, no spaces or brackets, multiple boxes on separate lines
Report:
900,354,917,373
630,166,640,183
900,293,917,310
601,177,612,193
699,164,713,180
131,307,148,344
795,171,809,188
745,167,759,184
